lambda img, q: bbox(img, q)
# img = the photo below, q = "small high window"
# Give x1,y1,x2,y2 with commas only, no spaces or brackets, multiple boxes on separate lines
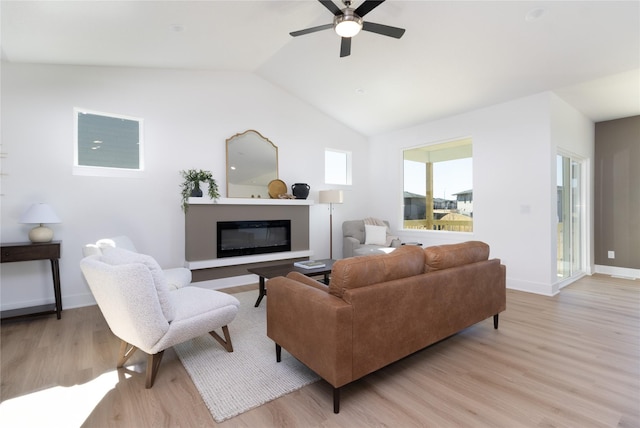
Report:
74,109,144,177
325,148,352,185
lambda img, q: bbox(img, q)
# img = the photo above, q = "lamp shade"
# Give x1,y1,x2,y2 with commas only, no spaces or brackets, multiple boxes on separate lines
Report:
19,203,61,243
319,190,344,204
19,203,61,224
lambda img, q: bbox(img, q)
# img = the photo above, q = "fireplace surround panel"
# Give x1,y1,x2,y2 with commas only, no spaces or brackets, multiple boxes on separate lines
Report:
185,204,310,262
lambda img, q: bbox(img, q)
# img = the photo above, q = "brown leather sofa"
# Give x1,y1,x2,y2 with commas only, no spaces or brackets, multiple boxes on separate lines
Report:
266,241,506,413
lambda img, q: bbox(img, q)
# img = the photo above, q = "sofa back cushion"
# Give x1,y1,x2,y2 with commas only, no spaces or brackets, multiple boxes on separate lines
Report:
101,247,175,322
424,241,490,272
329,245,424,298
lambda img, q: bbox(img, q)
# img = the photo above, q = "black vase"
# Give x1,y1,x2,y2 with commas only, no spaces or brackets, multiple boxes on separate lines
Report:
190,184,203,197
291,183,310,199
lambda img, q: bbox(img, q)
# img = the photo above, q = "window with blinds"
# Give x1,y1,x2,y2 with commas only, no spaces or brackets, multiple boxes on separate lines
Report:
74,109,144,177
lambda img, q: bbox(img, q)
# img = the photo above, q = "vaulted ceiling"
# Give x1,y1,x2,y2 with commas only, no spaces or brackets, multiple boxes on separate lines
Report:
2,1,639,136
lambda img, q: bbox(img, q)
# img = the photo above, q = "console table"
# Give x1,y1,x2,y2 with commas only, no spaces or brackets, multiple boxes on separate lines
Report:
1,241,62,321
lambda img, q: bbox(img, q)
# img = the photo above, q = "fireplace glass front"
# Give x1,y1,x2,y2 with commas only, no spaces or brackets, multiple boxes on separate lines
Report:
217,220,291,258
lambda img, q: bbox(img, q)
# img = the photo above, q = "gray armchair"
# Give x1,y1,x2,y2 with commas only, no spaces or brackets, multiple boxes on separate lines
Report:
342,219,401,258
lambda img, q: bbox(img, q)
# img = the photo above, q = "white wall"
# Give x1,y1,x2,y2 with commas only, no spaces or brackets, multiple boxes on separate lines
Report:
0,63,368,311
367,92,593,295
1,64,595,311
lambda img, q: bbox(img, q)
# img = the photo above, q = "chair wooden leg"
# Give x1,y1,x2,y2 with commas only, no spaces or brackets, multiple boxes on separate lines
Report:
145,351,165,388
117,340,164,388
117,340,138,368
493,313,499,329
209,325,233,352
333,386,340,413
275,343,282,362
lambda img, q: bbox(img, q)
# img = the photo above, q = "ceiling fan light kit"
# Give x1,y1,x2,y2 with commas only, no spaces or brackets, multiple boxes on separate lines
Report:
291,0,405,58
334,9,363,38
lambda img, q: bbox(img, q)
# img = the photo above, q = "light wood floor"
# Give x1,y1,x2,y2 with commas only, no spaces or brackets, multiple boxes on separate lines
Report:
1,275,638,427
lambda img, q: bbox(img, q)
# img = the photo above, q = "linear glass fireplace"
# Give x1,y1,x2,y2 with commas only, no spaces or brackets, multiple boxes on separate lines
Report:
217,220,291,258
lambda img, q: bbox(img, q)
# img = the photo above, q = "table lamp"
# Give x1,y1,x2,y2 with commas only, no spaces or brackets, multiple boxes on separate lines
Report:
319,190,344,259
19,203,61,243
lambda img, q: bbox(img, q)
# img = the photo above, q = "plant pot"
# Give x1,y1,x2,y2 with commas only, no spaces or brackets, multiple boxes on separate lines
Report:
191,183,203,197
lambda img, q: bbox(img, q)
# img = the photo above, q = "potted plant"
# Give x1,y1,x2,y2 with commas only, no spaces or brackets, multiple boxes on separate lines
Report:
180,169,220,213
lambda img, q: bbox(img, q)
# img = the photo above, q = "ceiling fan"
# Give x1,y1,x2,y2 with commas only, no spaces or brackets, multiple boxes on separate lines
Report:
290,0,406,58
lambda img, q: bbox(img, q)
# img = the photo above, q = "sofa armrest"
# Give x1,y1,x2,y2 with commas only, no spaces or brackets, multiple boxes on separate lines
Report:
266,276,353,388
343,236,360,258
286,271,329,291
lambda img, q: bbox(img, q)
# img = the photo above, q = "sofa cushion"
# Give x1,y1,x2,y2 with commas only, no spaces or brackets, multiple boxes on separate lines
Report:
101,247,175,322
329,245,425,298
424,241,490,272
364,224,387,246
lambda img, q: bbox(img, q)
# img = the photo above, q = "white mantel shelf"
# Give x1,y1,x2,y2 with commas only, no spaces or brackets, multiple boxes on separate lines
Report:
188,197,314,206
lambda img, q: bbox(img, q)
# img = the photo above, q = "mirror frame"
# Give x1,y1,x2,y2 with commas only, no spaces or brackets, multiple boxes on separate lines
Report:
226,130,279,198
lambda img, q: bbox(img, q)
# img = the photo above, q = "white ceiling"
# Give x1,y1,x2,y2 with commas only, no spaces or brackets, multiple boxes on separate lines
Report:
2,0,639,136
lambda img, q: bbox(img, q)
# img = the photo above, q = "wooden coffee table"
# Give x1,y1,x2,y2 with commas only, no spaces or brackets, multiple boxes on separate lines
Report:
247,259,335,307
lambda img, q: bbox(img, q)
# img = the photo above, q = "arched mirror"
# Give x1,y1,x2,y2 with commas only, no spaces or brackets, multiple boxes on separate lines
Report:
226,130,278,198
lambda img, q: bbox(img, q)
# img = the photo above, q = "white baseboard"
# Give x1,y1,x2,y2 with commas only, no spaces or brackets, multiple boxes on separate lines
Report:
506,277,558,296
1,292,97,312
62,292,97,309
594,265,639,280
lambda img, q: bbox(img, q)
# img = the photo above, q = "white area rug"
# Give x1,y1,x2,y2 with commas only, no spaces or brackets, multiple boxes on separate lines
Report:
174,290,320,423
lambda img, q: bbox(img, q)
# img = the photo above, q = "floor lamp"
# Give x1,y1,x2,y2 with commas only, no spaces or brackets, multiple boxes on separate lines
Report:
319,190,344,259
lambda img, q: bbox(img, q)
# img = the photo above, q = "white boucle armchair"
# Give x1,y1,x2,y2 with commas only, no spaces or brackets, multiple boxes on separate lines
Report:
80,247,240,388
83,235,192,291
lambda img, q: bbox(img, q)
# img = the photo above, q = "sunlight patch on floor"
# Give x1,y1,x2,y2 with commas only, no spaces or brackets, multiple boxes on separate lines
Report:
0,370,126,427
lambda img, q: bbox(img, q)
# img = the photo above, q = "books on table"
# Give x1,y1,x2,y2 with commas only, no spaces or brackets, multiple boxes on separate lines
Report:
294,260,326,269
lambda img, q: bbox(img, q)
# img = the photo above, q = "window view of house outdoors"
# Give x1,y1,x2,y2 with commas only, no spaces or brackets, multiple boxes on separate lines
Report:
403,138,473,232
74,109,143,176
325,148,352,185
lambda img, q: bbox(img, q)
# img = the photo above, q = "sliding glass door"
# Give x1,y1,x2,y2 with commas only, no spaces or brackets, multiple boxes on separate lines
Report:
557,154,583,279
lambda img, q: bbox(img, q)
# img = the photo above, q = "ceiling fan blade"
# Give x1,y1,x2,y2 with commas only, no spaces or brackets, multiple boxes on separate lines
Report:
354,0,385,18
319,0,343,16
362,21,405,39
290,23,333,37
340,37,351,57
